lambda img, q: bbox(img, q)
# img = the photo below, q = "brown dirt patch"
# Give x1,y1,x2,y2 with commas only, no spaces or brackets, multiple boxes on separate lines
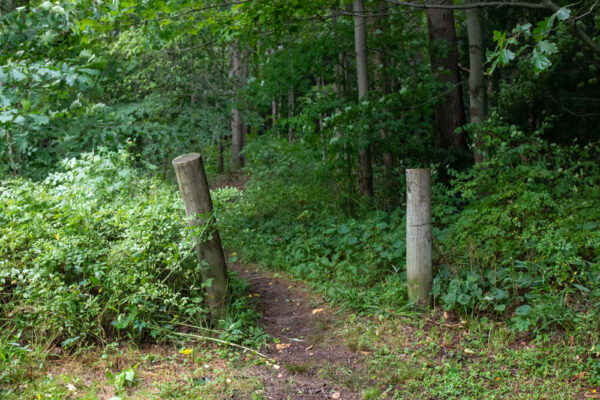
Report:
234,265,364,400
210,171,250,190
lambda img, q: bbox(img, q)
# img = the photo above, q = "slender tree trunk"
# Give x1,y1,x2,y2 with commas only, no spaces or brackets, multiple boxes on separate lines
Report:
354,0,374,197
371,2,393,174
317,77,327,162
4,129,16,176
230,41,246,170
271,99,277,128
466,1,485,163
288,87,294,145
426,0,467,150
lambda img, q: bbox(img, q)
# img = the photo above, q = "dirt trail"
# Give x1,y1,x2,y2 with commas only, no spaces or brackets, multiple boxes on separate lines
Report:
234,265,363,400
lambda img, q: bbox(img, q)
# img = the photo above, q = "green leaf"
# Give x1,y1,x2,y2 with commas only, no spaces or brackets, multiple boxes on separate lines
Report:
10,69,26,82
537,40,558,55
573,284,590,293
556,7,571,21
29,114,50,125
531,49,552,72
0,112,14,123
457,293,471,305
499,49,515,65
124,368,135,382
515,304,532,316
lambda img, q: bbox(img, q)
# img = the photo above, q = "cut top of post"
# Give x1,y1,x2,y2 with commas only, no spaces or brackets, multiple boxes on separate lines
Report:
173,153,202,165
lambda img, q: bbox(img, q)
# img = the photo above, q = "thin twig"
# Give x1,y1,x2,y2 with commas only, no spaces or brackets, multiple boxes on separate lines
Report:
164,329,270,359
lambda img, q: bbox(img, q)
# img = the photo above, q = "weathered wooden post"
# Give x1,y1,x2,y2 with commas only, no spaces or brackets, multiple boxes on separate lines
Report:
173,153,229,312
406,168,432,306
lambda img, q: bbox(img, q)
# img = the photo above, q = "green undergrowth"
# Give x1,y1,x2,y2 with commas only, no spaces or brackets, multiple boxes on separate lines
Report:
218,128,600,342
0,150,266,394
337,315,597,398
435,124,600,336
217,139,411,315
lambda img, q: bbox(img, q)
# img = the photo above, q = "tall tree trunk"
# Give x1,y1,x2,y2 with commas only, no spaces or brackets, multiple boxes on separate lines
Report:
354,0,374,197
230,41,245,170
288,87,294,145
371,2,393,174
426,0,467,151
466,1,485,163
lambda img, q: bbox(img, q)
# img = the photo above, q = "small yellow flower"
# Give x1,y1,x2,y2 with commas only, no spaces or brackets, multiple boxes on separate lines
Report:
179,348,193,355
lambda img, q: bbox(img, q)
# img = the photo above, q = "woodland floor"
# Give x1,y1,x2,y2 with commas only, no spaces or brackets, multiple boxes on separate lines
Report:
233,264,363,399
33,264,366,399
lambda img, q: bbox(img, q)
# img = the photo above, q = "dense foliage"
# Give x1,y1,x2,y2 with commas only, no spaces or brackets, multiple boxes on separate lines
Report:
0,0,599,393
0,152,263,352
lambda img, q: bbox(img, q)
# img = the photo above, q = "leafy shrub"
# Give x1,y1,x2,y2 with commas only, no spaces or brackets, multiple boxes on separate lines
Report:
0,150,262,348
434,120,600,333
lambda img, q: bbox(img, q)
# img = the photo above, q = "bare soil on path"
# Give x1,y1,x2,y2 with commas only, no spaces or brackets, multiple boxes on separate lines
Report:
234,264,364,400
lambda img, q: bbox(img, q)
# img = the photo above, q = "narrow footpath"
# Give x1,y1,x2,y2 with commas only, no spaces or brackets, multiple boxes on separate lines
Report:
234,265,364,400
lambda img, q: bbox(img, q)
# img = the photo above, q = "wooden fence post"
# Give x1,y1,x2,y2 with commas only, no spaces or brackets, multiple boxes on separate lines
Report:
173,153,229,312
406,168,432,306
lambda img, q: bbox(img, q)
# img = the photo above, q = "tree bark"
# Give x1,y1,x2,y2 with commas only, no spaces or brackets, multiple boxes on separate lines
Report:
354,0,374,197
172,153,229,312
426,0,467,150
230,41,245,170
371,2,393,174
288,87,295,145
466,1,485,163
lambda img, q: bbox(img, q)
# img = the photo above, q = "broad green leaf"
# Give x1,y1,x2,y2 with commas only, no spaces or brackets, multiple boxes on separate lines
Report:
10,68,26,82
531,49,552,72
499,49,515,65
515,304,532,316
537,40,558,55
0,112,14,123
